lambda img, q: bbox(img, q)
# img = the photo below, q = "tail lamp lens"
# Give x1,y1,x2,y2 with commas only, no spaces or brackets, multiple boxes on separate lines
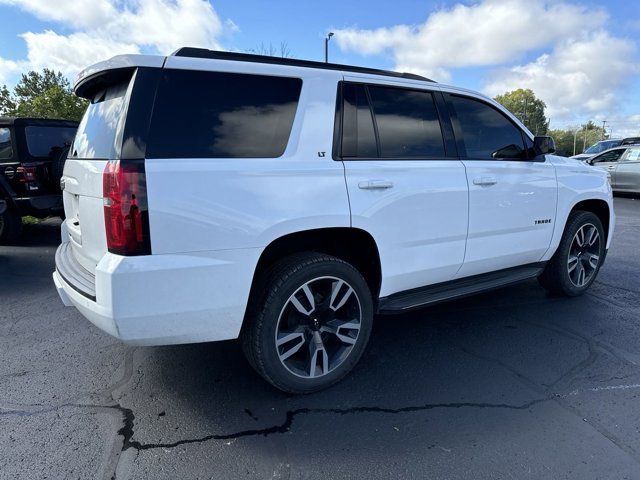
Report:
102,160,151,256
16,165,37,183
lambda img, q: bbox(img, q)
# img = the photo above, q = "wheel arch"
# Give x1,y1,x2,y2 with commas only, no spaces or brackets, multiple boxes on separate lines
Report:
570,198,611,244
247,227,382,309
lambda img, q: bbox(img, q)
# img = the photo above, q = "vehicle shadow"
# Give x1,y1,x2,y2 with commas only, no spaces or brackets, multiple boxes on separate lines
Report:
0,218,61,278
122,279,604,462
19,217,63,248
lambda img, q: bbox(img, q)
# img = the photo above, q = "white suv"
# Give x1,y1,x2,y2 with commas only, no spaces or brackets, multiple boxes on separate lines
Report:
54,48,614,393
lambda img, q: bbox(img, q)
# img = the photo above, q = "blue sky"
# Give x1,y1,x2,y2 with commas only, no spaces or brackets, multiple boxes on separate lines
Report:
0,0,638,135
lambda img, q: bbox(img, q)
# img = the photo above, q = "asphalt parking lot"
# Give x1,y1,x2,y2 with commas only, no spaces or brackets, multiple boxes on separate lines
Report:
2,196,640,480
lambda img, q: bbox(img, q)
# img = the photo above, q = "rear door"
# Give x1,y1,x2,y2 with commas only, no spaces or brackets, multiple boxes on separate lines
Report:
614,147,640,192
339,80,468,296
62,71,138,272
443,93,557,278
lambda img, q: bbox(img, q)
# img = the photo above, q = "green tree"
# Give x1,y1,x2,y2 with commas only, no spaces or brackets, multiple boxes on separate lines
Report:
0,69,87,121
546,122,608,157
494,88,549,135
547,128,576,156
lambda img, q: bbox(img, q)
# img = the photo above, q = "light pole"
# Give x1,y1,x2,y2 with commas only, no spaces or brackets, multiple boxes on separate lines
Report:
325,32,334,63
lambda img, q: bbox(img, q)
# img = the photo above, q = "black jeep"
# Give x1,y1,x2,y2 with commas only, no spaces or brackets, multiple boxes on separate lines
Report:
0,117,78,243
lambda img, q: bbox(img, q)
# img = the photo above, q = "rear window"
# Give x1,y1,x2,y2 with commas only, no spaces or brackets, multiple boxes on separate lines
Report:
71,79,130,159
339,82,446,159
146,70,302,158
0,128,11,159
341,83,378,158
25,126,76,157
368,85,445,158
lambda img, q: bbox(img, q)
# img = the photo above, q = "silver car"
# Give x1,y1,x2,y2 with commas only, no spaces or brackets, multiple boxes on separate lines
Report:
588,145,640,193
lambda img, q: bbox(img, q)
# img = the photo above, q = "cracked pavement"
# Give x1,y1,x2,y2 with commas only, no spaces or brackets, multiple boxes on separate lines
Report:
2,196,640,479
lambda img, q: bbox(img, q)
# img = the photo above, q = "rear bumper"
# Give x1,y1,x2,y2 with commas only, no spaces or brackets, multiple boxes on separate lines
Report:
15,194,63,215
53,243,262,346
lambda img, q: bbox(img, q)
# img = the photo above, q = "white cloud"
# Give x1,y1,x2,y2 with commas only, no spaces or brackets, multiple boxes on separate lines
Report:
334,0,607,82
0,0,229,86
484,31,638,120
21,31,140,77
0,57,26,85
333,0,638,122
0,0,116,28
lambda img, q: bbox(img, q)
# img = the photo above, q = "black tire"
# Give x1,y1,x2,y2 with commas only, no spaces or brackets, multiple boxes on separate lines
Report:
0,207,22,244
242,253,373,394
51,146,69,190
538,210,605,296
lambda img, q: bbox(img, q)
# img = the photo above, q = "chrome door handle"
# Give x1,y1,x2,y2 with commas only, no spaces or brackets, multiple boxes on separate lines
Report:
358,180,394,190
473,176,497,186
607,165,616,170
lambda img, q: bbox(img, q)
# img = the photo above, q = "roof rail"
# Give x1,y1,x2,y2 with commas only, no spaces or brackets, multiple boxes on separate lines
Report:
171,47,434,83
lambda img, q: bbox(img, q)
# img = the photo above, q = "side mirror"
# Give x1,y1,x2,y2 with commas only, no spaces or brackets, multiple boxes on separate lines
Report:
533,136,556,155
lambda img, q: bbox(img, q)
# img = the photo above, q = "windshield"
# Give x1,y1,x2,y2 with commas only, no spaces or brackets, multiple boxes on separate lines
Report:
25,126,77,157
585,140,621,154
0,127,11,159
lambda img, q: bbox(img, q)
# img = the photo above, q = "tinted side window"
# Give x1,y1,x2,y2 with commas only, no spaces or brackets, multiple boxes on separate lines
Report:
341,83,377,158
147,70,302,159
0,128,11,159
593,149,625,163
25,126,76,157
448,95,526,159
368,86,445,158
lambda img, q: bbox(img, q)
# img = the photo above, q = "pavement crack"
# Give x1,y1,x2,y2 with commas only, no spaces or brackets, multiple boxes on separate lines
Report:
117,399,548,451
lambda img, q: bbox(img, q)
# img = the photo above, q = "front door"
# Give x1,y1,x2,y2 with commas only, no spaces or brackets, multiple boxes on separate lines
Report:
611,147,640,192
590,147,626,187
443,93,557,278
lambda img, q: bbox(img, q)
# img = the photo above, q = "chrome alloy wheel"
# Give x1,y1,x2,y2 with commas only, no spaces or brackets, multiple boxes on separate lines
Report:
567,223,601,287
275,276,362,379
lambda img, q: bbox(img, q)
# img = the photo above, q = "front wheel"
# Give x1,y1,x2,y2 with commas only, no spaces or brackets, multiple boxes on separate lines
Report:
538,210,605,296
242,253,373,394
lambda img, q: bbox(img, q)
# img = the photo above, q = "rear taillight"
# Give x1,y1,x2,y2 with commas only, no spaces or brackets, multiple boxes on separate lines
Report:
102,160,151,256
16,165,37,183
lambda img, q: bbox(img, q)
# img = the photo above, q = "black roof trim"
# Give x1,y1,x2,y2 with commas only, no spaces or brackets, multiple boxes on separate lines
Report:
0,117,78,127
172,47,434,83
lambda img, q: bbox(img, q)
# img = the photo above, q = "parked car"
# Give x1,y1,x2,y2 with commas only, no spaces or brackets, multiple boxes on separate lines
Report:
0,117,78,243
588,145,640,194
53,49,614,393
571,139,623,162
621,137,640,146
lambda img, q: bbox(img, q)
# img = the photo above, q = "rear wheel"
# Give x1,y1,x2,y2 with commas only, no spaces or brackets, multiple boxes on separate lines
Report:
538,211,605,296
0,207,22,244
242,253,373,394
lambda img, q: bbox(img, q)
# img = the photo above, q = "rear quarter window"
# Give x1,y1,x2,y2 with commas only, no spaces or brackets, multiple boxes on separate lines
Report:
146,70,302,159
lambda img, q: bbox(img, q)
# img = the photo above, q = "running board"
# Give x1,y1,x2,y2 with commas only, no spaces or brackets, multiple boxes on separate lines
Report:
378,263,546,313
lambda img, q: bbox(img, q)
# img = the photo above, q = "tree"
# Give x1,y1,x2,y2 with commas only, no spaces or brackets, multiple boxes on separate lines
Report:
246,41,292,58
494,88,549,135
0,69,87,121
547,128,576,157
0,85,16,115
546,122,608,157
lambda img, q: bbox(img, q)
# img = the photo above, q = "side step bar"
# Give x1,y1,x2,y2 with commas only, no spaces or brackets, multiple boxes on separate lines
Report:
378,263,546,313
